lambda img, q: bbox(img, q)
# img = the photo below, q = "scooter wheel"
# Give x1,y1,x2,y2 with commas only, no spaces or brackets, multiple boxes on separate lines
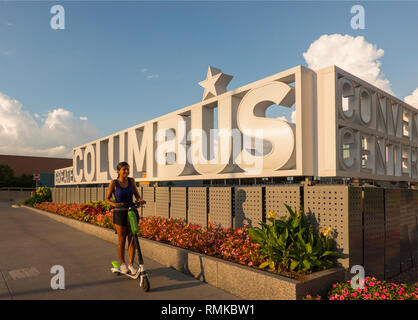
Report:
142,276,150,292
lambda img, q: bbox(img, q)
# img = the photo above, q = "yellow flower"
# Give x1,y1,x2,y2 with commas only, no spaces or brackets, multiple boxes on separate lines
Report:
320,227,331,237
267,211,277,219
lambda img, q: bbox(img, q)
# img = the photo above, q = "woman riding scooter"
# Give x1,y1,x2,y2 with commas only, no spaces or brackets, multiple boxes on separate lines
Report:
105,161,145,275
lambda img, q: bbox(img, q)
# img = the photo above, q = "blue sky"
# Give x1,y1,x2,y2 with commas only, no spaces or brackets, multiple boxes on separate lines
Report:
0,1,417,157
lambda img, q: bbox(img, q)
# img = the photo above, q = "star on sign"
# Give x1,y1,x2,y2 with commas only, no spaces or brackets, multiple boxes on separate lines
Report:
198,66,233,101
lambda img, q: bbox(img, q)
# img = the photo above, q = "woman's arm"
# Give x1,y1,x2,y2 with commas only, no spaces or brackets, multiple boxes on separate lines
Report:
105,180,120,208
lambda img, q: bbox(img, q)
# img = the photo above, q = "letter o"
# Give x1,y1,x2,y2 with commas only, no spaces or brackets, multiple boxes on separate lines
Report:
84,145,96,182
358,87,372,126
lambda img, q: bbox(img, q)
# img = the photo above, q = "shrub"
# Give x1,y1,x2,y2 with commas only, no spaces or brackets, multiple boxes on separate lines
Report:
248,205,339,274
20,187,52,206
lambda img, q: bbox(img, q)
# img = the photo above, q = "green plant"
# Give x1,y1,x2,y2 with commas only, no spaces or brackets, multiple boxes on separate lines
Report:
21,186,52,206
248,204,339,274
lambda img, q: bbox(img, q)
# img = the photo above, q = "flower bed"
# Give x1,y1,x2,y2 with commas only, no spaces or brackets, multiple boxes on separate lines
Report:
304,276,418,300
34,201,263,268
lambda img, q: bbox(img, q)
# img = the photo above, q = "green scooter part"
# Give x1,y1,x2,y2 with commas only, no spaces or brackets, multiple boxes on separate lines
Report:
128,208,139,234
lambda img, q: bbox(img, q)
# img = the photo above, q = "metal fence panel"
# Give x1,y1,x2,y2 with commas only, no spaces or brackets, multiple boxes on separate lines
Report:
363,187,385,279
90,187,98,202
155,187,170,218
265,185,301,218
97,187,105,201
142,186,155,218
400,189,414,271
85,188,91,203
70,188,75,203
414,190,418,266
188,187,208,228
209,187,233,229
79,188,86,204
304,185,362,269
234,186,263,229
170,187,187,221
51,188,57,202
74,188,80,204
384,189,401,279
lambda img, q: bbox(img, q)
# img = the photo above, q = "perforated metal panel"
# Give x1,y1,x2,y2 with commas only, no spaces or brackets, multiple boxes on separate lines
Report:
91,187,98,202
74,188,80,204
70,188,75,203
97,187,105,201
85,188,92,203
304,185,363,269
413,190,418,266
234,186,263,229
170,187,187,221
155,187,170,218
400,189,414,271
265,185,301,218
142,186,155,217
56,188,61,203
363,187,385,279
188,187,208,228
79,188,86,204
384,189,401,279
209,187,233,229
51,188,57,202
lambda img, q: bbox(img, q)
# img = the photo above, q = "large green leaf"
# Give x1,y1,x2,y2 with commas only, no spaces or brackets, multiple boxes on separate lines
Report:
320,251,340,258
290,260,299,271
248,228,265,244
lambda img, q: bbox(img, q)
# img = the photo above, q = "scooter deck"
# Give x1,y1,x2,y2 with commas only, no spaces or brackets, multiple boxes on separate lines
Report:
111,267,140,279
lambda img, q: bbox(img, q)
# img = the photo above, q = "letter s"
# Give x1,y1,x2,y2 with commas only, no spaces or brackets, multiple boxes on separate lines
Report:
236,81,296,171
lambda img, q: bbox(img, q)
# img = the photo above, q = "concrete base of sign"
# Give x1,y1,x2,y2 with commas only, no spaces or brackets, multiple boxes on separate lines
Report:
23,205,346,300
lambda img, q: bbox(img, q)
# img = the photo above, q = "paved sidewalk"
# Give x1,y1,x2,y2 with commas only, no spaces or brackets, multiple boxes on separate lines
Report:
0,201,238,300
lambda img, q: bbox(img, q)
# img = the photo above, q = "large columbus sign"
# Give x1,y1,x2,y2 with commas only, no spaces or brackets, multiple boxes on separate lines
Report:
55,65,418,185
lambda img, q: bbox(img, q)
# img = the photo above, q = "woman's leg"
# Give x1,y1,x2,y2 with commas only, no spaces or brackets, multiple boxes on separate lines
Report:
127,235,135,265
115,224,127,264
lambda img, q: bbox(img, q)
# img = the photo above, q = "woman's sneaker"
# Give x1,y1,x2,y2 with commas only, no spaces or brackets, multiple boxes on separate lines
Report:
128,264,137,274
120,263,128,274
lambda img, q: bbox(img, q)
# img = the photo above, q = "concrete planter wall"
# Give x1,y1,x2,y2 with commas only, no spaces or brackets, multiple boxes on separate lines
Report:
23,205,345,300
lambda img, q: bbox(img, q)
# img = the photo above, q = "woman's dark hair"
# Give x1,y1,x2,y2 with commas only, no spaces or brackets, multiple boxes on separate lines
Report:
116,161,130,178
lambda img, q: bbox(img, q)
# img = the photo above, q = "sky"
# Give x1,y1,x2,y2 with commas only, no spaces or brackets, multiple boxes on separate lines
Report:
0,0,417,158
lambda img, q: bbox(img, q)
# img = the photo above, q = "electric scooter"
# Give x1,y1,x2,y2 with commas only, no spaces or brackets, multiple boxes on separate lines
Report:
110,201,150,292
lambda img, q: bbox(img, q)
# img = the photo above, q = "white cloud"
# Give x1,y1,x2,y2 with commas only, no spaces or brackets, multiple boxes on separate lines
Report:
140,68,148,73
276,110,296,124
0,92,100,158
147,74,159,79
303,34,393,94
80,116,88,121
404,88,418,109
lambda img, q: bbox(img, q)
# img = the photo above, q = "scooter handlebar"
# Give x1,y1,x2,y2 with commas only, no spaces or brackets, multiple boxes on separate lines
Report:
118,200,146,209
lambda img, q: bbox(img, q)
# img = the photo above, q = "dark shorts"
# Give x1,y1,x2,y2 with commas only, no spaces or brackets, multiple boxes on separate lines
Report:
113,207,140,235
